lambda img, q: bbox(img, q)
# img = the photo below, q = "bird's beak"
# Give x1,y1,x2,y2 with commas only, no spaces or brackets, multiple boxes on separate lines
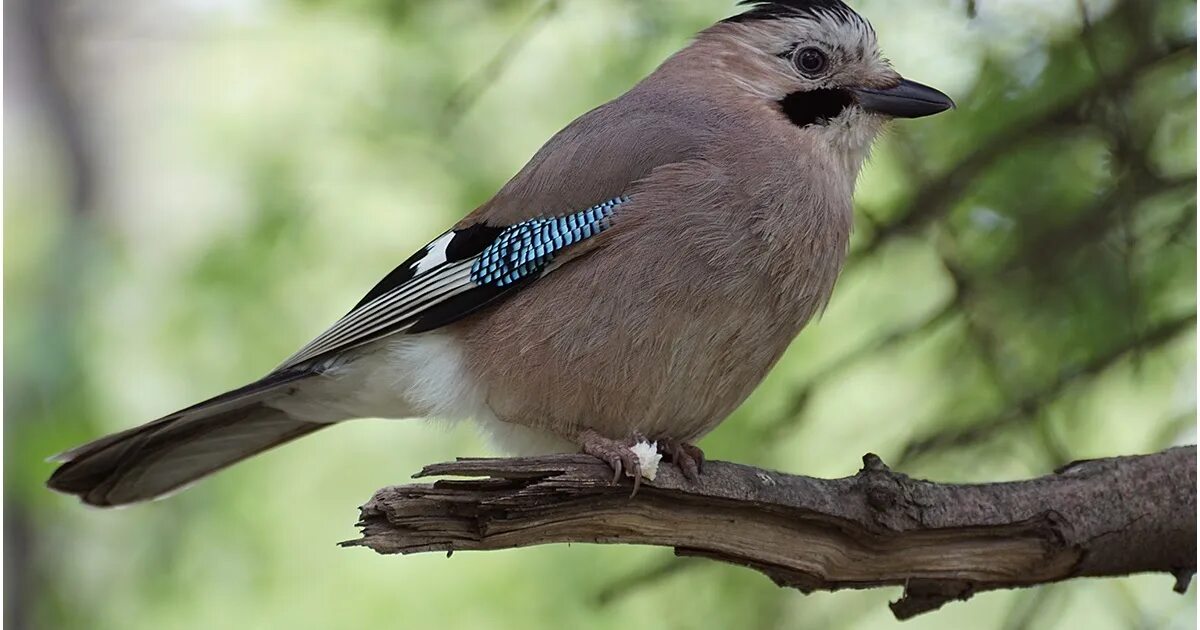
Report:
851,78,954,119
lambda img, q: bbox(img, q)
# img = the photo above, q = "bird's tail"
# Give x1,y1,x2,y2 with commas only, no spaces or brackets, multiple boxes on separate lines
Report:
47,373,329,507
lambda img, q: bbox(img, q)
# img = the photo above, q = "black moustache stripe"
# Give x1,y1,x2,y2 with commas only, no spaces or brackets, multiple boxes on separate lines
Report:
778,89,854,127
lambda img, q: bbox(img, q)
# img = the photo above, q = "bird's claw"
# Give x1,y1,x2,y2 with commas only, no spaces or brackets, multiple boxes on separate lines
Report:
580,430,642,496
658,438,705,482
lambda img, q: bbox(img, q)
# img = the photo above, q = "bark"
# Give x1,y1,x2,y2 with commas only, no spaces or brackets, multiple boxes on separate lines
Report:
343,446,1196,620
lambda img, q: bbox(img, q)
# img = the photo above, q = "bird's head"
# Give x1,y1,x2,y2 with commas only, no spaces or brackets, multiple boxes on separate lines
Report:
695,0,953,168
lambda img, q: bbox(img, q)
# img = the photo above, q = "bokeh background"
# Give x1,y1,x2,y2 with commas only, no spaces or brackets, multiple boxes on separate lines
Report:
5,0,1196,628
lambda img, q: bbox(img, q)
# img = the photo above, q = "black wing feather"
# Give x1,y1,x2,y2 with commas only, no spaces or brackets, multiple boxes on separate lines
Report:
407,274,539,334
275,197,626,371
350,224,505,311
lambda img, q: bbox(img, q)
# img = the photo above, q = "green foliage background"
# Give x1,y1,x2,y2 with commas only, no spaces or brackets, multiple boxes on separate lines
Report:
5,0,1196,628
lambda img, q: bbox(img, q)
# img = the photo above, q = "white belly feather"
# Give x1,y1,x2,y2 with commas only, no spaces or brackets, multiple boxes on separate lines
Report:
265,332,574,455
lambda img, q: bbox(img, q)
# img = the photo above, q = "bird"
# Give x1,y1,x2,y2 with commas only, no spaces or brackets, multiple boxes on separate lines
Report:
47,0,953,507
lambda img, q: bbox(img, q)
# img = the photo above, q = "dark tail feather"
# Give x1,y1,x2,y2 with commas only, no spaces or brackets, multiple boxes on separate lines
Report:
47,374,328,507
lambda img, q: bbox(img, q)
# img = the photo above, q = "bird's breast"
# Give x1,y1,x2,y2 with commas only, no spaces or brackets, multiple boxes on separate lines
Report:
455,202,850,443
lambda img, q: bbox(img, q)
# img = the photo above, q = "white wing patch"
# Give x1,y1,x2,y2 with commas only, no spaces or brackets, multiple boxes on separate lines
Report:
413,232,455,276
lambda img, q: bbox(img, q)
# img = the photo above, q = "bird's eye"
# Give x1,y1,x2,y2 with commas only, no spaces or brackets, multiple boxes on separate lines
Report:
794,47,828,76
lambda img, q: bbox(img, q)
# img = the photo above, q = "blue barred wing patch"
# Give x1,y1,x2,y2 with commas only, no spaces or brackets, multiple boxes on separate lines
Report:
277,195,630,368
471,196,628,287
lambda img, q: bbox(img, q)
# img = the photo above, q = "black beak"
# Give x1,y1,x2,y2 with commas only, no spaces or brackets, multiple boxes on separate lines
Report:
851,78,954,119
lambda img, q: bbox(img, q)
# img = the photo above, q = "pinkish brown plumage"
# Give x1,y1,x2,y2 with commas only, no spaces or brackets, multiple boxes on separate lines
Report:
48,0,953,506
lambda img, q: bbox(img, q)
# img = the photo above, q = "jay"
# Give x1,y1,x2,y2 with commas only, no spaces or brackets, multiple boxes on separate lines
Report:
48,0,953,506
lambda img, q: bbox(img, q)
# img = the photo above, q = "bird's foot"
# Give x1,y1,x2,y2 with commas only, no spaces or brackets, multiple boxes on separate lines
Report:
579,430,643,496
656,438,705,482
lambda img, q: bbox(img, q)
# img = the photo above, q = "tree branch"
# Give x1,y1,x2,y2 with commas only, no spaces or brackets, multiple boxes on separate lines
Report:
344,446,1196,620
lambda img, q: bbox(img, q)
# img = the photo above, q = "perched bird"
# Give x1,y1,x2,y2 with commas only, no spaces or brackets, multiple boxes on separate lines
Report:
48,0,953,506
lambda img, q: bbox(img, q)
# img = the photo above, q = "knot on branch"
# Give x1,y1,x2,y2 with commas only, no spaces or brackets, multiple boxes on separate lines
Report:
1030,509,1071,549
1173,568,1195,594
855,452,922,531
890,579,976,620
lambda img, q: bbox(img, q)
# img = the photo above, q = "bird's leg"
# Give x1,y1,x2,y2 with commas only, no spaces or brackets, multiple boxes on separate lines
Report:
578,429,642,496
656,438,704,482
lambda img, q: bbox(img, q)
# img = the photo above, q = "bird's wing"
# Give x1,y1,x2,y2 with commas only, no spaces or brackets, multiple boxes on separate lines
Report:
277,82,716,371
458,83,718,227
276,197,628,370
